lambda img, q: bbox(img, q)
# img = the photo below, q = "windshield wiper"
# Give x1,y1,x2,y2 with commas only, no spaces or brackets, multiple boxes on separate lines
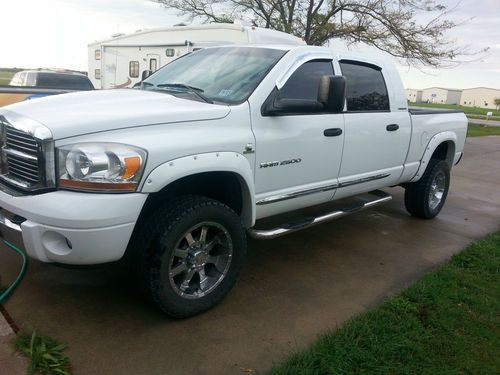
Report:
156,83,213,103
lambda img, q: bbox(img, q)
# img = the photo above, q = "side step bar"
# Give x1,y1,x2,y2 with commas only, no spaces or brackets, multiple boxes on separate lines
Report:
248,190,392,240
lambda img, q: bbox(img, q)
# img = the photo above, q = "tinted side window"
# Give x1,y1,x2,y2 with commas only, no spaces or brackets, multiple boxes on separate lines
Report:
279,60,334,102
36,73,93,90
340,61,389,111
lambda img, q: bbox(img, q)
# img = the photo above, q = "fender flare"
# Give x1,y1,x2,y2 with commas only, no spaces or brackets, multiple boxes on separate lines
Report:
140,151,256,227
409,131,457,183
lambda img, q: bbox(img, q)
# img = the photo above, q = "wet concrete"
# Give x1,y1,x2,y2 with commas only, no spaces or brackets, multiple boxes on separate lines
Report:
1,136,499,375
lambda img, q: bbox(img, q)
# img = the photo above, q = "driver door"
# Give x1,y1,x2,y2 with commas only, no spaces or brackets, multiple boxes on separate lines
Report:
250,59,345,219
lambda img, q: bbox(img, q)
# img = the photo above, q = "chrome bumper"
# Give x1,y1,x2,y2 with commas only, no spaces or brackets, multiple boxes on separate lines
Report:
0,208,25,250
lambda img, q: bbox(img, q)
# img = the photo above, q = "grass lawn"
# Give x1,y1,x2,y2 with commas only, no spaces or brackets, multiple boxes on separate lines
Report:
409,102,500,117
467,123,500,137
0,69,19,86
270,233,500,375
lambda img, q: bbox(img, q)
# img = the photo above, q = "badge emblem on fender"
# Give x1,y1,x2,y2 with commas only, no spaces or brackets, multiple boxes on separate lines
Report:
260,158,302,168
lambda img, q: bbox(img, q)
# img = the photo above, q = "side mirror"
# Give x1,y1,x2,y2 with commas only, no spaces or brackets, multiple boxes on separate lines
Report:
268,98,324,115
141,70,153,80
318,75,346,113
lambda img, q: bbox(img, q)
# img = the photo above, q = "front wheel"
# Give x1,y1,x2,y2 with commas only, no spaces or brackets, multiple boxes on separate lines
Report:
135,196,246,318
404,159,450,219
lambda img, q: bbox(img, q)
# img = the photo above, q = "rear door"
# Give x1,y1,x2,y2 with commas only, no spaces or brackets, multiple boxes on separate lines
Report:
335,60,411,198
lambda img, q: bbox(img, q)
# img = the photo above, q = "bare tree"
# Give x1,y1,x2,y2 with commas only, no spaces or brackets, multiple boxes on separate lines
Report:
156,0,475,67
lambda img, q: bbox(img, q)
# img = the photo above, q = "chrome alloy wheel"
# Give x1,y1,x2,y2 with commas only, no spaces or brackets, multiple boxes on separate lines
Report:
428,170,446,211
168,222,233,299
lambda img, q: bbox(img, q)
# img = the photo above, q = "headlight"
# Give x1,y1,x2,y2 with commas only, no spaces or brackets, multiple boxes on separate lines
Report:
58,143,147,192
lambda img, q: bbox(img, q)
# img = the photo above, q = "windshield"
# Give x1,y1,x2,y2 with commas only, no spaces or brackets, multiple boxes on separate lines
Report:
142,47,286,104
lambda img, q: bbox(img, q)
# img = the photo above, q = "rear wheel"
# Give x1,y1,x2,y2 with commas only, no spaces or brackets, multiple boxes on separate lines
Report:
134,195,246,318
404,159,450,219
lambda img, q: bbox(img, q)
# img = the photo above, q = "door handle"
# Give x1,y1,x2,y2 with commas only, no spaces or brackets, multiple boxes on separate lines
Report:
324,128,343,137
386,124,399,131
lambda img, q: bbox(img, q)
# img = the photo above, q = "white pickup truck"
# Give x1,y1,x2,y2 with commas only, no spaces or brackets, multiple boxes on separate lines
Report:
0,45,467,317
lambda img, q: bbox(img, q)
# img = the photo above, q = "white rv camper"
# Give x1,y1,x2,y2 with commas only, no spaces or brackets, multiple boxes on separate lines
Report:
88,23,305,89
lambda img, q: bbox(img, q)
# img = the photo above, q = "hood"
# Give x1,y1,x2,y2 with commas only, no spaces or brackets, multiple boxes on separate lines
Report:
1,89,230,139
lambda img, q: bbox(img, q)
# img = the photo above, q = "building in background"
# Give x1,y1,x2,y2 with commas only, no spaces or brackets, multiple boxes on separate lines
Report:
460,87,500,109
421,87,462,105
406,88,423,103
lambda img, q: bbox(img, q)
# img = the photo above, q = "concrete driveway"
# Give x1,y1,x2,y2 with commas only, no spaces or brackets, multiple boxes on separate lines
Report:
1,137,499,375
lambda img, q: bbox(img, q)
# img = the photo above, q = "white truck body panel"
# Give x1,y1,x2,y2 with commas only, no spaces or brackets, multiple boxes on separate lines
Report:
3,89,230,139
0,44,467,265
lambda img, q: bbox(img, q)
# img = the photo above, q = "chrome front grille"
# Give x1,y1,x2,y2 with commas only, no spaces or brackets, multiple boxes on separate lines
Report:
6,126,38,155
5,126,40,185
6,151,40,184
0,112,55,192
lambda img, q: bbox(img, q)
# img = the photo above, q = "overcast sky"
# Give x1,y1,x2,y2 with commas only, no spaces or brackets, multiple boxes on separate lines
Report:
0,0,498,89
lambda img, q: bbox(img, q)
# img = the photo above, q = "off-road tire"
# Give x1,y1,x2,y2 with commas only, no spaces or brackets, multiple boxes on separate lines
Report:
132,195,246,318
404,159,450,219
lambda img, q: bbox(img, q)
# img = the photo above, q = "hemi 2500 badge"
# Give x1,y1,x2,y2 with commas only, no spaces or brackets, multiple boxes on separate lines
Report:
260,158,302,168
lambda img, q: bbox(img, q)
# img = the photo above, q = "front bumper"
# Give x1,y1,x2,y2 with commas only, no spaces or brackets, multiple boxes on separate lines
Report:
0,209,25,250
0,189,147,264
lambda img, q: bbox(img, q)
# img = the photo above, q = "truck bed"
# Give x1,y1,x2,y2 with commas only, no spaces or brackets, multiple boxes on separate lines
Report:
409,107,464,115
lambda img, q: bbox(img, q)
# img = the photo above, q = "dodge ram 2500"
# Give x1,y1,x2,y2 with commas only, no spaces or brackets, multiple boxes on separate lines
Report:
0,45,467,317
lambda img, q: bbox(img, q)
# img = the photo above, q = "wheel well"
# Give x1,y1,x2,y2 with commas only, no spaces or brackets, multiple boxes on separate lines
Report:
431,141,455,168
138,171,251,227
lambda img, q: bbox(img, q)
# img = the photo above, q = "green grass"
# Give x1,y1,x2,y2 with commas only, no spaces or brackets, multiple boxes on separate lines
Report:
0,69,20,86
15,331,72,375
409,102,500,116
467,123,500,137
269,233,500,375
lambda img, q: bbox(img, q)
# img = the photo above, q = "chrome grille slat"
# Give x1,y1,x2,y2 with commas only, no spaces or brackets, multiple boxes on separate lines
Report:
6,126,36,138
5,154,38,170
7,167,39,183
6,159,38,175
3,146,38,161
6,134,37,147
4,141,38,155
6,127,38,137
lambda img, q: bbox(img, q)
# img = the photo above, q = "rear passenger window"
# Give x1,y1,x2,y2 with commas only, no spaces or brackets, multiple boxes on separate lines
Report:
340,61,389,111
279,60,334,103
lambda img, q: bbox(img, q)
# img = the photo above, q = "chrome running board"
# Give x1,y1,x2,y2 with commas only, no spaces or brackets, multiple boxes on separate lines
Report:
248,190,392,240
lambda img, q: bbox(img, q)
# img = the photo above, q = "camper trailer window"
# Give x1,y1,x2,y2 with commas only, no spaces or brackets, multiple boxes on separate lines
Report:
150,59,158,72
95,49,101,60
166,49,175,57
95,69,101,80
129,61,140,78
